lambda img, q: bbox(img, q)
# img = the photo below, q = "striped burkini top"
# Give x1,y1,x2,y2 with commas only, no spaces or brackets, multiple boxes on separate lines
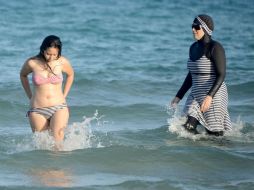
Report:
183,55,232,132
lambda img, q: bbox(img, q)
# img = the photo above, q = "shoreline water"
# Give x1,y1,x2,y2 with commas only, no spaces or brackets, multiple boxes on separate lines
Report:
0,0,254,189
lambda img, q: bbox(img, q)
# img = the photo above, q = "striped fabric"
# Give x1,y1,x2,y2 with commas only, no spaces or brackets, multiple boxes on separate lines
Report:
27,103,68,119
183,56,232,132
196,16,213,36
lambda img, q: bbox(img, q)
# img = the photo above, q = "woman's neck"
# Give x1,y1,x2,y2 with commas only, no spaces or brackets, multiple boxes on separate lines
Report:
198,34,211,44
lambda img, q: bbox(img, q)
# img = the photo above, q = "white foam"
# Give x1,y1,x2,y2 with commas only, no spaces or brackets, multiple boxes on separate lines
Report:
166,105,253,142
11,110,107,153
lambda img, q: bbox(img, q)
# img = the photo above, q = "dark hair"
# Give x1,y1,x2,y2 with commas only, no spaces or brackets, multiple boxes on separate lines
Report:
39,35,62,59
38,35,62,74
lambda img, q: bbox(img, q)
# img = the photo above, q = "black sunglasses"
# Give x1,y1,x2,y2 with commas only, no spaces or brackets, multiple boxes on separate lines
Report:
192,24,201,30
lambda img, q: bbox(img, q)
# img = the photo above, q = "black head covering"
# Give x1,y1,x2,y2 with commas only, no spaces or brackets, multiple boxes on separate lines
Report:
194,14,214,36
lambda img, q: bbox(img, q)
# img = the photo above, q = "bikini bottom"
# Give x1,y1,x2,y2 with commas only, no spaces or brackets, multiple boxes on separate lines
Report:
27,103,68,120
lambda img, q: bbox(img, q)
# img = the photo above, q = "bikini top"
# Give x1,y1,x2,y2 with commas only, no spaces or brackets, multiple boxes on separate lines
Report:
32,73,63,85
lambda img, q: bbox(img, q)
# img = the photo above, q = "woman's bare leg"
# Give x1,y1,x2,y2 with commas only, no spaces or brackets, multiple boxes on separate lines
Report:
29,112,49,132
50,107,69,143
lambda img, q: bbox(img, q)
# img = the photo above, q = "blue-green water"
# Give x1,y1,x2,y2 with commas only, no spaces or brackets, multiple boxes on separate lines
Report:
0,0,254,189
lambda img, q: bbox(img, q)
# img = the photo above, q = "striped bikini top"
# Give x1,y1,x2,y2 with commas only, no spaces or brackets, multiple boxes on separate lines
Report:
32,73,63,85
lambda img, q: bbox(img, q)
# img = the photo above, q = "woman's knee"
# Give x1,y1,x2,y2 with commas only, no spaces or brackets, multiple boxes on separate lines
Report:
50,109,69,140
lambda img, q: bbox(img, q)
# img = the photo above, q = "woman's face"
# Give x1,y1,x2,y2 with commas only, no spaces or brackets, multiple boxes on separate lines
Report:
43,47,59,62
192,23,205,40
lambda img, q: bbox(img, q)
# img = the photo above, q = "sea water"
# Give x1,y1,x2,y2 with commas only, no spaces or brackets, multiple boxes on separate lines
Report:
0,0,254,189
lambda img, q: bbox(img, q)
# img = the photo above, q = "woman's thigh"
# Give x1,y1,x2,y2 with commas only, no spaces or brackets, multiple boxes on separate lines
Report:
29,112,49,132
49,108,69,140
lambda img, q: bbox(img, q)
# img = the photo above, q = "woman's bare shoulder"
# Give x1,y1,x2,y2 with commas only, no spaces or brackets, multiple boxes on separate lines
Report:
25,56,41,67
59,56,70,64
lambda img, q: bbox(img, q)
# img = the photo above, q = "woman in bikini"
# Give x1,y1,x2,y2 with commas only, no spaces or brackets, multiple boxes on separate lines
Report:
20,35,74,145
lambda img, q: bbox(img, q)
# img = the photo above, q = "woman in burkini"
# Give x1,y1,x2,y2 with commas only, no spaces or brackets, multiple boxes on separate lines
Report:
20,35,74,145
171,14,232,136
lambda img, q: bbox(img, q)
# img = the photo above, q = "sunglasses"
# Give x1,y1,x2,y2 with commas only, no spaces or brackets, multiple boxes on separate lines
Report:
192,24,201,30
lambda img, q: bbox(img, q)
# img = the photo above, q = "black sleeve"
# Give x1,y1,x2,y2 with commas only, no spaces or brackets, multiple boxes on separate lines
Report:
207,41,226,97
176,72,192,99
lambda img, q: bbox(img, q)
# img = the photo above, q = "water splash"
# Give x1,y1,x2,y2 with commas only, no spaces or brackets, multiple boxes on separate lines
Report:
63,110,105,151
166,105,253,142
10,110,107,153
166,105,205,141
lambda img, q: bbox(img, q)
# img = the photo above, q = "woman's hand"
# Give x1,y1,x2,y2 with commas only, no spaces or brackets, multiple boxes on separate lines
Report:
200,95,212,113
171,97,180,108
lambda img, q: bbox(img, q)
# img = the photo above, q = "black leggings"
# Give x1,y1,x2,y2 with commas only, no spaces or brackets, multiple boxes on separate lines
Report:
184,116,224,136
183,116,199,134
185,116,199,127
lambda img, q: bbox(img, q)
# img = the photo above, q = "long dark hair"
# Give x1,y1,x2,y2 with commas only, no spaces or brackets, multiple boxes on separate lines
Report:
38,35,62,74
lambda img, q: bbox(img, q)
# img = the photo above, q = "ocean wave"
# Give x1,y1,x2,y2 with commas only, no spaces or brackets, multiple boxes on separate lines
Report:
2,115,254,155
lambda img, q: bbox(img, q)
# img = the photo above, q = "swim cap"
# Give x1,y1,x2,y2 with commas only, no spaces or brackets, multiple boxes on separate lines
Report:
194,14,214,36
